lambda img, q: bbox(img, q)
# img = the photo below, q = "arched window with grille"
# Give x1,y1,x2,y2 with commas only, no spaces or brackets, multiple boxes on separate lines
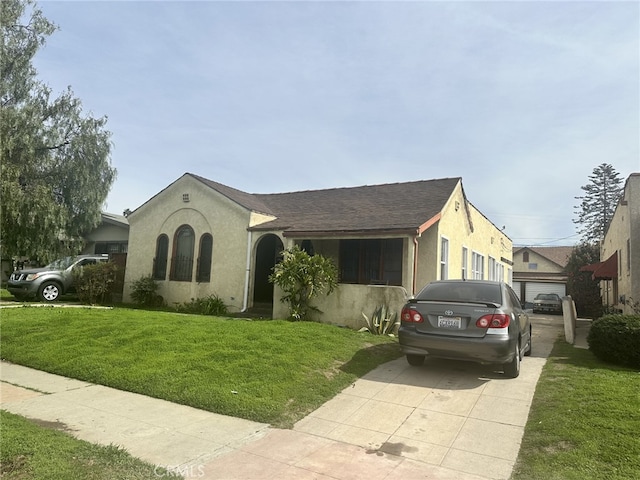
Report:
170,225,195,281
153,234,169,280
196,233,213,283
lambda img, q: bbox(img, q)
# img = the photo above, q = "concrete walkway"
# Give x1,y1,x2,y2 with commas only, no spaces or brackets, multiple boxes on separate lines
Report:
1,316,567,480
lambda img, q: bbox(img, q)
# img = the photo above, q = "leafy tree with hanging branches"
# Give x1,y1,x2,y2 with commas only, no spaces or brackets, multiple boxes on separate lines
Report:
1,0,116,263
573,163,623,245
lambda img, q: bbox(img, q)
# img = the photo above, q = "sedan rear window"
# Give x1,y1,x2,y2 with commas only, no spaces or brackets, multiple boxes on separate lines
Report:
416,282,502,304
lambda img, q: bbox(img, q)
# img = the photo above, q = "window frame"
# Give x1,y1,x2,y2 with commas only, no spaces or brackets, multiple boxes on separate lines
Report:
440,236,449,280
153,234,169,280
170,225,195,282
196,233,213,283
338,238,403,286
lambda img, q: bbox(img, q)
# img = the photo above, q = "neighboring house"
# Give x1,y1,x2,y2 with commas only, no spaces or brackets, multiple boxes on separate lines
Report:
582,173,639,314
82,212,130,302
512,246,574,307
81,212,129,255
123,173,513,328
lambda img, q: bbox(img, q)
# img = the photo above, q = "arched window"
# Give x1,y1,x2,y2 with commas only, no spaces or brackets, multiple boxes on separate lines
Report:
171,225,195,281
153,234,169,280
196,234,213,283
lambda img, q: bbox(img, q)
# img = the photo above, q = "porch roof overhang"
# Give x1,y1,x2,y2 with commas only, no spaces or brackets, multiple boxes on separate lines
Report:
280,228,422,239
250,213,442,239
580,251,618,280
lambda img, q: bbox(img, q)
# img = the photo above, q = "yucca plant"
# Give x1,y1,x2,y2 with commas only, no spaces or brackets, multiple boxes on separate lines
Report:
359,305,399,336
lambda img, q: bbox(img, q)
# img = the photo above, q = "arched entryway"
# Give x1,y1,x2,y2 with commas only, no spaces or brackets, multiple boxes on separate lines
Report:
252,234,284,311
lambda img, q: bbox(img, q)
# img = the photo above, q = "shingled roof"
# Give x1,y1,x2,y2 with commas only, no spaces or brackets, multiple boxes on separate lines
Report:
514,246,574,268
190,173,462,237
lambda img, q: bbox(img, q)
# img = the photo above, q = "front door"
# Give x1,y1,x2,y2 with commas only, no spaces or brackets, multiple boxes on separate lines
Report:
253,234,284,305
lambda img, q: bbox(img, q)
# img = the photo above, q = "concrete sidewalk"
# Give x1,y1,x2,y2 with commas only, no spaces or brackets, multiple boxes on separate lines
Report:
1,317,564,480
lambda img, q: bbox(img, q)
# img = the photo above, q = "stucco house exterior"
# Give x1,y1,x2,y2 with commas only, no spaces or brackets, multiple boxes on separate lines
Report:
512,246,573,307
81,212,129,255
583,173,639,314
123,173,513,327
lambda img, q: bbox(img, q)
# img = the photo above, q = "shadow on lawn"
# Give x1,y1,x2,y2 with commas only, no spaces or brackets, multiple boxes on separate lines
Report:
339,342,402,377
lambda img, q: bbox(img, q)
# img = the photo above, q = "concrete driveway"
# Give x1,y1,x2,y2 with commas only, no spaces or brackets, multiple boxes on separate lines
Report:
0,315,565,480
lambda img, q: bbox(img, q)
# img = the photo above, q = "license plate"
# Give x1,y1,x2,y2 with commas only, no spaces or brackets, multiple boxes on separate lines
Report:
438,316,462,329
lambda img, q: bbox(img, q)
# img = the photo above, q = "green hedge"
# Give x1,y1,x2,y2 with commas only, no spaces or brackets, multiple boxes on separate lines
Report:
587,314,640,368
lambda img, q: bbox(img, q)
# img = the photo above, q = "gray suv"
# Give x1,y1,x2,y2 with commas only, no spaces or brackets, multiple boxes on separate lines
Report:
7,254,110,302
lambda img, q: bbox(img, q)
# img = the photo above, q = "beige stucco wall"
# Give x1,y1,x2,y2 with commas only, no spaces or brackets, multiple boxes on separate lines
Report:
81,223,129,254
601,174,640,313
123,175,266,311
416,182,513,292
273,283,410,330
512,250,564,275
272,181,512,325
125,176,513,325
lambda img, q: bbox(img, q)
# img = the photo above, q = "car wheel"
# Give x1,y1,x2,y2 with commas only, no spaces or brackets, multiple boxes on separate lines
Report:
39,282,61,302
503,341,521,378
406,354,425,366
524,327,532,357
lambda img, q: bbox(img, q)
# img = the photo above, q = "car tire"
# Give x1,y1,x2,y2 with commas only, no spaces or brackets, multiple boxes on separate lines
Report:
524,327,532,357
503,341,521,378
406,354,425,366
39,282,61,302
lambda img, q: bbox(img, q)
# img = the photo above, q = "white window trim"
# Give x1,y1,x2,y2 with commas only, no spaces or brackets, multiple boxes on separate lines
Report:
440,236,449,280
461,246,469,280
472,251,485,280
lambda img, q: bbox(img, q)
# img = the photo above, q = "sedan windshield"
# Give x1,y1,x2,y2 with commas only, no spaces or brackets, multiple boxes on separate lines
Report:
417,282,502,304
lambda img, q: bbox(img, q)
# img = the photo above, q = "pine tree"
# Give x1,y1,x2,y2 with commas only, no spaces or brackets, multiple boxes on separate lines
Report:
573,163,623,244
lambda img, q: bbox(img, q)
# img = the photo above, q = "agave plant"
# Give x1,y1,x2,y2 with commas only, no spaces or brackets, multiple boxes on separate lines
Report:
359,304,400,336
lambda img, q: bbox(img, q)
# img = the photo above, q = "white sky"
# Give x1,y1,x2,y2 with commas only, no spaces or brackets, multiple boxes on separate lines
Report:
32,0,640,247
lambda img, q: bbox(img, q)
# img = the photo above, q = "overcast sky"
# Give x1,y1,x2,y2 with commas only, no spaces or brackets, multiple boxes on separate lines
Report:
33,0,639,247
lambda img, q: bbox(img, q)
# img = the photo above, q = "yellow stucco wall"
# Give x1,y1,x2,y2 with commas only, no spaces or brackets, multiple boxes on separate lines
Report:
123,175,269,310
601,174,640,313
512,250,564,274
125,176,513,325
415,181,513,293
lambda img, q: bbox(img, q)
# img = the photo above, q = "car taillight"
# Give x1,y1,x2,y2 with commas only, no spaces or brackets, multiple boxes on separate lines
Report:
476,313,511,328
401,307,424,323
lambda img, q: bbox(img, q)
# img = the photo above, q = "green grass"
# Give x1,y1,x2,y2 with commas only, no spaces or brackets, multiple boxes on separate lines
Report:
0,410,182,480
0,306,400,428
512,340,640,480
1,288,15,301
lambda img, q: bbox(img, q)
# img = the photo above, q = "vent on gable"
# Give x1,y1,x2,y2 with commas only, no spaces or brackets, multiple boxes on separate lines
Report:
182,193,190,202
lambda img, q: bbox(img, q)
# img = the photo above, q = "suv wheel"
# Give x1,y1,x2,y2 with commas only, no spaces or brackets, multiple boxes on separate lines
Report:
39,282,61,302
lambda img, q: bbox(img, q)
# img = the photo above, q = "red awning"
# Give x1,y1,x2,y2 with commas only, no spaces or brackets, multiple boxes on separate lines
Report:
580,251,618,280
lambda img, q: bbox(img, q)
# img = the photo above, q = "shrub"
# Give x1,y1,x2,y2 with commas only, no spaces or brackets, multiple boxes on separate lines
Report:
269,245,338,321
587,314,640,368
130,275,162,306
175,294,229,316
359,305,399,336
73,262,118,305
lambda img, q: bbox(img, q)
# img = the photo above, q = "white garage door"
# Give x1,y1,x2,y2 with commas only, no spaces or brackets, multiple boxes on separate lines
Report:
512,281,522,301
525,282,566,303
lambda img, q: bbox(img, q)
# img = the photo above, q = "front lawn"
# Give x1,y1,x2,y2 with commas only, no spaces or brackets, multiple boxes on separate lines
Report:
0,306,400,428
512,340,640,480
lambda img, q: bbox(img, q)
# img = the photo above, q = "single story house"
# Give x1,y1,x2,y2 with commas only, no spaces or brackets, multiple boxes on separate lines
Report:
512,246,573,307
81,212,129,255
582,173,639,314
122,173,513,327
